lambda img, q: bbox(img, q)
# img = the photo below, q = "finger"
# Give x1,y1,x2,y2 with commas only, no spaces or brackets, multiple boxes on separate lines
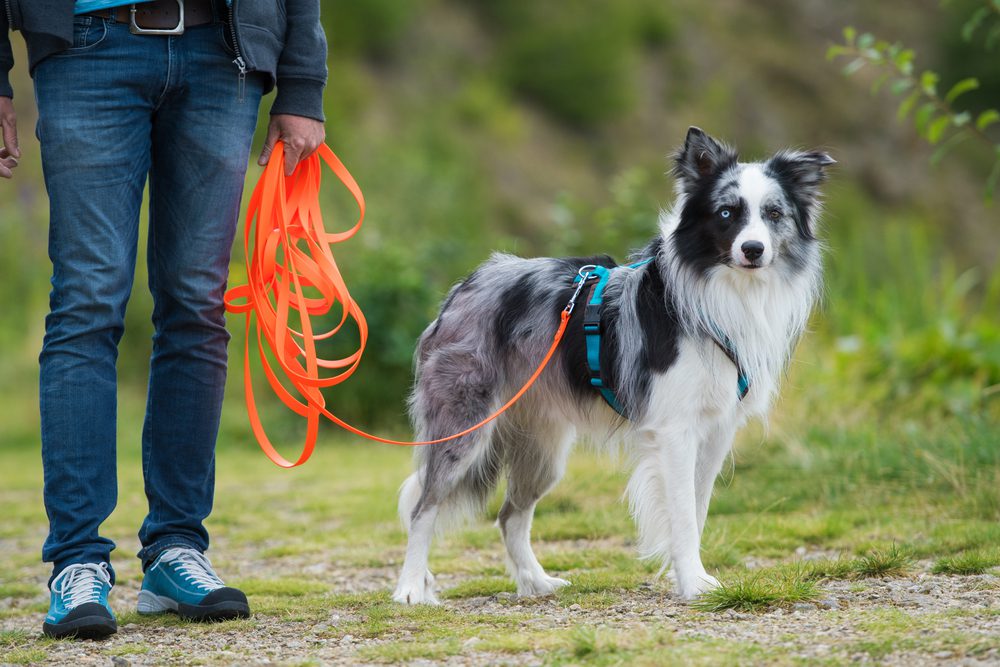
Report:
0,155,17,170
0,163,12,179
283,141,302,176
1,118,19,159
258,124,281,166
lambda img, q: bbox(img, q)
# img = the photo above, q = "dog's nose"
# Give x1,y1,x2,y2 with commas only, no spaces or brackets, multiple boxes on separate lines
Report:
741,241,765,262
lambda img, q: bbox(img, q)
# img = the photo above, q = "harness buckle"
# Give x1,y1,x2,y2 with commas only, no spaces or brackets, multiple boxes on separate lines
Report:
129,0,185,36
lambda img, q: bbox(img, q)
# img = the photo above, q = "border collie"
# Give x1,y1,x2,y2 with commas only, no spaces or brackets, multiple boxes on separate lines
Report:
393,127,833,604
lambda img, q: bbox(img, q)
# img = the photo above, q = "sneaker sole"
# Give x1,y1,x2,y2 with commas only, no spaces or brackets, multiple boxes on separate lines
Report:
138,590,250,622
42,615,117,640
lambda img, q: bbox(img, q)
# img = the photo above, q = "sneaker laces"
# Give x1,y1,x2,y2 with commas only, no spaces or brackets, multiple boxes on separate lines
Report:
159,548,225,592
51,563,111,610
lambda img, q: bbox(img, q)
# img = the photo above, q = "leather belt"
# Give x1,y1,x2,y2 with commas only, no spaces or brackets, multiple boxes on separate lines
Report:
89,0,215,35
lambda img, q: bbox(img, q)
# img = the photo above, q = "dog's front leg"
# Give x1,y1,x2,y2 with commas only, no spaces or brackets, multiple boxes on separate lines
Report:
659,427,720,600
695,424,737,538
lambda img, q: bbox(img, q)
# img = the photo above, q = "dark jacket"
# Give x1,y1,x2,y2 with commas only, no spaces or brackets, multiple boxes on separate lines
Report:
0,0,327,120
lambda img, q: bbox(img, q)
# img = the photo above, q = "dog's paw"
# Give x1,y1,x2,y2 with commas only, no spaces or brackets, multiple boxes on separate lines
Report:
515,573,572,597
392,570,440,605
676,573,720,601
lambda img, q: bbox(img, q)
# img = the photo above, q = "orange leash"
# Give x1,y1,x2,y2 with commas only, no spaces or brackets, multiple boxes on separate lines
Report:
225,142,573,468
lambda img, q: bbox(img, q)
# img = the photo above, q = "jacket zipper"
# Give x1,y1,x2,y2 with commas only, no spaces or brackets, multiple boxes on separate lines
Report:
3,0,14,30
227,0,246,103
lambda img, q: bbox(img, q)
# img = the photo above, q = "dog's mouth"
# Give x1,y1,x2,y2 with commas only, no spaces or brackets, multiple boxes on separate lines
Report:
729,259,767,271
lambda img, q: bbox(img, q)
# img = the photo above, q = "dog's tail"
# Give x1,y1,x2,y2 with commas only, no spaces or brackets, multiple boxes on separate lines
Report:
398,471,424,533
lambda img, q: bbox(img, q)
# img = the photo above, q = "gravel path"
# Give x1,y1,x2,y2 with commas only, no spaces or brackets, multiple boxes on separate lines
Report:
3,565,999,666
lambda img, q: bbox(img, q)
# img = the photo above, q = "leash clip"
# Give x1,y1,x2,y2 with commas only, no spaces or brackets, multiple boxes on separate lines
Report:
130,0,185,36
564,265,596,315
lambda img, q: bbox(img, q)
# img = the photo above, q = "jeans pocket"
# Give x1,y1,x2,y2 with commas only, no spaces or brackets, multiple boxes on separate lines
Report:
56,17,110,55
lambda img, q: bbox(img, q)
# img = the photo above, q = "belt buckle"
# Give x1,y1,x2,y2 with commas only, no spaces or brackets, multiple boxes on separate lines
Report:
129,0,185,36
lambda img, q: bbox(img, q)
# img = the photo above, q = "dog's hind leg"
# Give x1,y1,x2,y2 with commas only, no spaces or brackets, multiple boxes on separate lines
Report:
497,422,575,597
394,347,502,605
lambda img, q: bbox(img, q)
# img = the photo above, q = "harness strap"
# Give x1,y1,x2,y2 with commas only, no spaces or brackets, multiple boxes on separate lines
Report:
582,275,626,416
574,259,653,416
709,333,751,400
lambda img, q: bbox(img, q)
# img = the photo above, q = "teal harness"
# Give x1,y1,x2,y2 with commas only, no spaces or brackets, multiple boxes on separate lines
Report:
573,260,750,416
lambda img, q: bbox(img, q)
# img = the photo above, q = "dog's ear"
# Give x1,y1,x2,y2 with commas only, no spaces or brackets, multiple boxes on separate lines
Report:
672,127,738,186
767,150,836,239
766,150,836,192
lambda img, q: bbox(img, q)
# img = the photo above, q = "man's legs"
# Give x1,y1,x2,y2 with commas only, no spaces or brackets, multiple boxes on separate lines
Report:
33,15,165,638
136,23,263,568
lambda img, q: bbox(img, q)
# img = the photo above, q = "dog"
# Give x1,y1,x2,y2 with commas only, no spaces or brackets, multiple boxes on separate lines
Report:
392,127,833,604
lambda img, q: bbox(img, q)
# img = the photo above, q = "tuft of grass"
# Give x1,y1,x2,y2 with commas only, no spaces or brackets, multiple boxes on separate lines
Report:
0,649,48,665
932,549,1000,575
239,578,329,597
440,576,515,599
0,630,31,648
853,544,913,579
571,624,599,658
691,567,820,613
806,544,914,581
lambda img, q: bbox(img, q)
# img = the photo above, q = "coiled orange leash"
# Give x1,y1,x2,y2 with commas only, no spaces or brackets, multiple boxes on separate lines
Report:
225,142,574,467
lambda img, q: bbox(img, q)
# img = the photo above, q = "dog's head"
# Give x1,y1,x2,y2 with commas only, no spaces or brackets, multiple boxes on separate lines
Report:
670,126,834,276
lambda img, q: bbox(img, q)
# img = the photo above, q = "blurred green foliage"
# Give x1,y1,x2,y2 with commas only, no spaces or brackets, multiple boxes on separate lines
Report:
321,0,419,60
0,0,997,441
829,21,1000,201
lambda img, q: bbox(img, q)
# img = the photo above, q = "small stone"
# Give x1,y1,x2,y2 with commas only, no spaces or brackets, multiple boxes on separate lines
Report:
341,634,354,645
795,546,807,556
111,658,131,667
463,637,481,648
818,598,839,610
568,604,582,611
791,602,814,612
933,651,952,659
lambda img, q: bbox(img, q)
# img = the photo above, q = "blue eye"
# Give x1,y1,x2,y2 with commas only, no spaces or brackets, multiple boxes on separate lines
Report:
720,208,732,219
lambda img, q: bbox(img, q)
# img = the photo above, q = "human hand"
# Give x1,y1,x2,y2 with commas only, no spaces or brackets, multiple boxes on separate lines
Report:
258,114,326,176
0,97,20,180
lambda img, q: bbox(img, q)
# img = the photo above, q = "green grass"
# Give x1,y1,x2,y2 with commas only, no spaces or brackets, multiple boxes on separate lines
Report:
691,567,821,613
932,549,1000,575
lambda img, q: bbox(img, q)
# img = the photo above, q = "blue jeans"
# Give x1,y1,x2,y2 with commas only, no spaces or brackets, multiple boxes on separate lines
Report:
34,15,264,584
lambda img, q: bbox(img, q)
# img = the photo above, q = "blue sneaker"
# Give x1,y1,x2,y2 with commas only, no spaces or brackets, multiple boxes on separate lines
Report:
137,547,250,621
43,563,117,639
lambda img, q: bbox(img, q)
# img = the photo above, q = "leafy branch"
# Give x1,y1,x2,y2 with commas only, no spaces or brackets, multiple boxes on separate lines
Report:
827,22,1000,203
947,0,1000,49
